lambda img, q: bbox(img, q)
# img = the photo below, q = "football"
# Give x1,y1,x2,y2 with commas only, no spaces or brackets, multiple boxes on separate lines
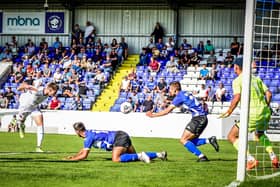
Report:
120,102,133,114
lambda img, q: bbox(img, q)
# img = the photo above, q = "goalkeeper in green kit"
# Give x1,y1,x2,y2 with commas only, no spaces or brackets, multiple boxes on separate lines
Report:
219,57,279,170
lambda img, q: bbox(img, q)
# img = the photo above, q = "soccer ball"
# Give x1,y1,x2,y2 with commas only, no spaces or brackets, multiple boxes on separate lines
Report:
120,102,133,114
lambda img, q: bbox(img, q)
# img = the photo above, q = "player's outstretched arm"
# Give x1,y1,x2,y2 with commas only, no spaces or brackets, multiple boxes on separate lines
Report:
65,148,90,161
17,82,38,92
218,93,240,118
146,104,175,118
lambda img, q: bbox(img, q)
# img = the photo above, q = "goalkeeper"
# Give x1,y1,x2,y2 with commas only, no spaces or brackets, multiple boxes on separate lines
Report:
219,57,279,170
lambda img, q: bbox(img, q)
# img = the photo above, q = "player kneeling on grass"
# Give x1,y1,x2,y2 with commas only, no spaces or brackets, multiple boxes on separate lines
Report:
146,81,219,162
219,57,279,170
65,122,167,163
16,82,58,152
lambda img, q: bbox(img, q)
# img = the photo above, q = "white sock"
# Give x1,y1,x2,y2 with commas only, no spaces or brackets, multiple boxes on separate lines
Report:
156,153,161,157
37,125,44,148
198,154,205,158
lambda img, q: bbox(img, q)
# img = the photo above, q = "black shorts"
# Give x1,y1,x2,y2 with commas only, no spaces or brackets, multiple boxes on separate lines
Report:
185,116,208,136
113,131,132,148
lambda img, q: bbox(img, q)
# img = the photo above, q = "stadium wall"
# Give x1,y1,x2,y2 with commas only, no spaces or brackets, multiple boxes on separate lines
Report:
0,110,239,140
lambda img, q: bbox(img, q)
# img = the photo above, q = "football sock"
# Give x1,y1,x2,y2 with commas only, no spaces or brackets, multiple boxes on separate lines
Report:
191,138,207,146
184,141,202,157
145,152,157,159
259,134,276,160
37,125,44,148
120,154,139,162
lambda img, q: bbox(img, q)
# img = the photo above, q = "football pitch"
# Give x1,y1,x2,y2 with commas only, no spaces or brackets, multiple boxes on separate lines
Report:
0,132,279,187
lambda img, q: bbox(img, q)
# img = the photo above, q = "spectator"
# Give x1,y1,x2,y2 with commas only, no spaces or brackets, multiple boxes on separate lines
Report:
181,39,192,51
216,50,225,64
138,47,149,66
70,95,83,110
53,37,63,50
10,43,19,57
0,93,8,109
238,43,244,56
155,38,165,51
166,56,179,73
0,48,13,62
180,50,191,69
93,69,106,88
43,64,51,78
78,82,89,98
189,52,201,67
141,94,155,112
209,63,219,80
197,41,204,55
48,96,61,110
109,50,119,71
129,76,140,93
148,57,160,75
224,51,234,67
151,22,164,43
156,77,167,93
147,38,156,52
207,86,215,102
144,76,157,93
110,38,118,50
154,90,168,112
198,64,210,80
257,45,273,60
119,37,128,60
120,75,131,93
204,40,215,54
103,43,112,57
230,37,240,56
4,87,16,105
61,82,73,98
165,37,175,52
127,68,137,80
8,115,18,132
215,83,226,102
33,71,43,88
39,38,48,51
206,50,217,67
24,74,34,85
195,84,208,101
101,56,113,74
72,24,84,42
53,68,63,83
85,21,96,45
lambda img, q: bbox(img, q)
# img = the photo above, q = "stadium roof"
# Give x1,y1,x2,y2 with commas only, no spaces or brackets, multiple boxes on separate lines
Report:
0,0,245,9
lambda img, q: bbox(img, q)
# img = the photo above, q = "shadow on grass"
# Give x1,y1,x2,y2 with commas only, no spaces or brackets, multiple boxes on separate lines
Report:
0,157,92,162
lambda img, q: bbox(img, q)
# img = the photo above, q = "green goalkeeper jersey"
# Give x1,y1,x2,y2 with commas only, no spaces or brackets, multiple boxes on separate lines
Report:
232,73,271,131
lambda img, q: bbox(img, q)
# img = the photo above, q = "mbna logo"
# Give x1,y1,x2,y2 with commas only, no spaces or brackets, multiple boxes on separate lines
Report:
7,16,40,26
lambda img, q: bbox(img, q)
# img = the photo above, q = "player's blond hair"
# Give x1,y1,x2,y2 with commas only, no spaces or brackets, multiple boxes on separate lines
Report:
46,82,59,91
170,81,181,91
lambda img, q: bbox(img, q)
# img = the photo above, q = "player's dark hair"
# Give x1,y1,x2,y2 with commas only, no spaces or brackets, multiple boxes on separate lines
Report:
170,81,181,91
46,82,59,91
73,122,86,131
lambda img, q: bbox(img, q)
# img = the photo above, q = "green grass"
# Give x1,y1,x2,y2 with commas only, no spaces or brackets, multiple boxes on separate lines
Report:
0,132,279,187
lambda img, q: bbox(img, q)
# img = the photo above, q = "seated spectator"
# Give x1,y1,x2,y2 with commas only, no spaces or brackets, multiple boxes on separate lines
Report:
26,42,36,56
10,43,19,57
198,64,210,80
129,91,139,112
43,64,51,78
224,51,234,67
207,86,215,102
148,56,161,75
129,76,140,93
120,76,130,93
39,38,48,51
180,50,191,69
189,52,201,67
33,71,43,88
144,76,157,93
155,38,165,51
70,95,83,110
194,84,208,101
61,56,72,69
154,90,168,112
8,115,18,132
53,37,63,50
165,37,175,52
78,82,89,98
101,56,113,73
103,43,112,57
93,69,106,88
4,87,16,105
181,39,192,51
0,48,13,62
53,68,63,83
215,83,226,102
230,37,240,56
48,96,61,110
0,93,8,109
62,82,74,97
141,95,155,112
155,77,167,93
127,68,137,80
166,56,179,73
206,50,217,67
147,38,156,53
138,48,149,66
257,45,273,61
216,51,225,64
196,41,204,55
209,63,218,80
204,40,215,54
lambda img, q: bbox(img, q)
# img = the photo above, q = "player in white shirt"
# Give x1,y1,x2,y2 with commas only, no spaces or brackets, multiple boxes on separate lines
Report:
16,82,58,152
